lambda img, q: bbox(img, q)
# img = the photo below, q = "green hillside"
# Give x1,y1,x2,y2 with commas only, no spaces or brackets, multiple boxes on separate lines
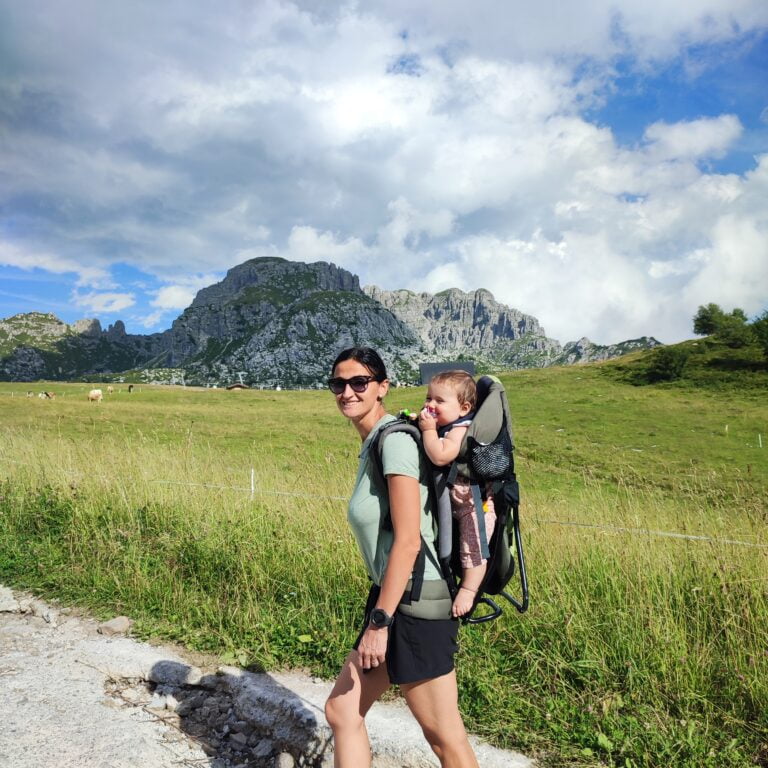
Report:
603,334,768,391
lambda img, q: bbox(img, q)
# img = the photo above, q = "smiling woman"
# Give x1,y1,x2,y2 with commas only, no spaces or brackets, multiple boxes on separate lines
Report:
323,346,479,768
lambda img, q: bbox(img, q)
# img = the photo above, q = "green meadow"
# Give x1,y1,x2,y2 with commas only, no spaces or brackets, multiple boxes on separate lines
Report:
0,363,766,767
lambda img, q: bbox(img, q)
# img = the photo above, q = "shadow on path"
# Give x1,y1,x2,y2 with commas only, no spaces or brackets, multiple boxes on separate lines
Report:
108,660,332,767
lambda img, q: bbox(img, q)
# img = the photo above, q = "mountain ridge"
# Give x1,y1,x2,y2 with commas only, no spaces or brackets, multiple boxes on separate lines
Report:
0,257,661,384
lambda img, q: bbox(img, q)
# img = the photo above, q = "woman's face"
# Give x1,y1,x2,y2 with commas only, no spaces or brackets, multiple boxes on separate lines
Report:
331,358,389,424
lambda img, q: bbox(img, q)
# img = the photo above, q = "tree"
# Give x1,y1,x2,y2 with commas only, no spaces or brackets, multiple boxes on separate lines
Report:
693,303,725,335
716,311,753,349
751,311,768,359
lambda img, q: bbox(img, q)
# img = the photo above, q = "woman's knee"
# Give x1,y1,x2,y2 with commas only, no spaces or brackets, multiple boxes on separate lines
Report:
324,694,363,732
419,723,469,758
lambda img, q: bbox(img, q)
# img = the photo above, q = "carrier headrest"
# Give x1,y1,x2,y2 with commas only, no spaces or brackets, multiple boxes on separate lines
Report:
475,375,494,409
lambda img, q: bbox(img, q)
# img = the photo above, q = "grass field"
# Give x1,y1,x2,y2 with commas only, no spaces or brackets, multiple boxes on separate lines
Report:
1,363,766,767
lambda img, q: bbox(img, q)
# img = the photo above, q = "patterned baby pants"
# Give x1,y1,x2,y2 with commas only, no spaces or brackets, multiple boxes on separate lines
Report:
449,477,497,569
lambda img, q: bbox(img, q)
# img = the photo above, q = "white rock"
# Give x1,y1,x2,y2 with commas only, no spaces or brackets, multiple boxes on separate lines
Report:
30,602,59,627
0,586,19,613
97,616,132,636
276,753,296,768
148,693,167,710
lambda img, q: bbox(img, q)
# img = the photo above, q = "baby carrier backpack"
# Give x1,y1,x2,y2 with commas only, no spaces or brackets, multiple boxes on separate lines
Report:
370,374,529,623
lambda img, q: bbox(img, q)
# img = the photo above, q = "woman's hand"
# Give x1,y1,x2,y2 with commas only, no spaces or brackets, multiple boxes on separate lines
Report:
357,625,388,671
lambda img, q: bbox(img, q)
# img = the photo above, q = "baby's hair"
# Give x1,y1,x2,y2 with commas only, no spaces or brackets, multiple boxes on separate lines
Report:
430,370,476,409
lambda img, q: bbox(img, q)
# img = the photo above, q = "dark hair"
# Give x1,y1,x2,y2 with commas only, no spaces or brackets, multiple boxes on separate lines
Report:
331,347,388,381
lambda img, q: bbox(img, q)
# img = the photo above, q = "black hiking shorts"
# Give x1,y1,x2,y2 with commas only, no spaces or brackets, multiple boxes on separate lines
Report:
353,584,459,685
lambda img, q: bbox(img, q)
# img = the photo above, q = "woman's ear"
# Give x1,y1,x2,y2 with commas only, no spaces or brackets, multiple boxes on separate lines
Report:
377,379,390,401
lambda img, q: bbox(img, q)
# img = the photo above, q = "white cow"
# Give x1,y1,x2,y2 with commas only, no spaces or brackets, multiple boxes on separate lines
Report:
106,385,114,394
88,388,103,403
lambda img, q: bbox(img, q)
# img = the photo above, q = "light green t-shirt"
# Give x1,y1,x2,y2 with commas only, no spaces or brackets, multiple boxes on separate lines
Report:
347,414,442,586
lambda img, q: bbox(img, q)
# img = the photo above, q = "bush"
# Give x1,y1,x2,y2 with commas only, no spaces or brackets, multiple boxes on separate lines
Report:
715,313,754,349
643,346,691,382
751,311,768,359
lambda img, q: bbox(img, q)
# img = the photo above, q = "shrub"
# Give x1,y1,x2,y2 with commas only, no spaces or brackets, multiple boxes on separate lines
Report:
751,311,768,359
715,313,754,349
643,345,691,382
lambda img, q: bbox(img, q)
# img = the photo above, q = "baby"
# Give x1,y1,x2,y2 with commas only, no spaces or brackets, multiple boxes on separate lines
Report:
418,370,496,617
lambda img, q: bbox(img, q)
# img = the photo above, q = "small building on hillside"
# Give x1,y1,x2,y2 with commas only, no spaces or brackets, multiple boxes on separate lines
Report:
418,361,476,386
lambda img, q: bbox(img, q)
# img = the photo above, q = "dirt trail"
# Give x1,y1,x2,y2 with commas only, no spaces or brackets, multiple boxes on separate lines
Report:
0,585,534,768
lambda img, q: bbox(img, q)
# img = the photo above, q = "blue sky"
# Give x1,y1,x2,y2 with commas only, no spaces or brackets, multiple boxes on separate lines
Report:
1,1,767,344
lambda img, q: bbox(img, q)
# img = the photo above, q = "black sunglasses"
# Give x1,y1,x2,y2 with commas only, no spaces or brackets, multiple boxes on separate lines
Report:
327,375,376,394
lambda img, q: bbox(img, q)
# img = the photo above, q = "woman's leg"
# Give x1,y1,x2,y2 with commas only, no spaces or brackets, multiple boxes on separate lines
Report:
401,670,480,768
325,651,391,768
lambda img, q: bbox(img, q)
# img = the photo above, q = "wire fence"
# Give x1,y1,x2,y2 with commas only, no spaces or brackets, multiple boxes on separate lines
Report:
1,456,765,550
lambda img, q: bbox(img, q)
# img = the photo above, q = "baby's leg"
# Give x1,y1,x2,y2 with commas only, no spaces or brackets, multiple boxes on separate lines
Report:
453,563,487,618
450,484,497,617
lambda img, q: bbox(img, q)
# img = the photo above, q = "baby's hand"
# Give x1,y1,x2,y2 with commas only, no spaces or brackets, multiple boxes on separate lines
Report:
418,407,438,432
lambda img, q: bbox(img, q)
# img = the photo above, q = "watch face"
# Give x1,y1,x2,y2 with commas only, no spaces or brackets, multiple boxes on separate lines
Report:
371,608,391,627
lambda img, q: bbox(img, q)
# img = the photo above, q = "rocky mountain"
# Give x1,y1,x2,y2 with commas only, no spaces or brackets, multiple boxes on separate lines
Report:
556,336,661,365
0,257,660,385
160,258,420,385
364,287,661,369
0,312,165,381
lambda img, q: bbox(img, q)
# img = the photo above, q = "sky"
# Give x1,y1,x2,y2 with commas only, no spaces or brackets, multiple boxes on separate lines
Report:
1,1,767,345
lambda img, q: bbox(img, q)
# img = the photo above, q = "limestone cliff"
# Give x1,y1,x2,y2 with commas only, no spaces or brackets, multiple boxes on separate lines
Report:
0,259,661,385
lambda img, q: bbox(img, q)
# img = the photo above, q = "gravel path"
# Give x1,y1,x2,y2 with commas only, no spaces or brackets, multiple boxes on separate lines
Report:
0,585,534,767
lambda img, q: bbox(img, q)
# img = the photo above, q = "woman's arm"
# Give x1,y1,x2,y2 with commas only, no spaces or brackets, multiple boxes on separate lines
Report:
356,473,422,670
377,473,422,613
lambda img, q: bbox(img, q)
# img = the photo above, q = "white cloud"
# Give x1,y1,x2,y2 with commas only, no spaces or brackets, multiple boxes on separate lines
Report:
136,309,165,329
152,286,197,311
1,1,766,342
643,115,743,161
72,291,136,314
150,273,225,312
682,214,768,314
0,241,110,287
284,226,372,270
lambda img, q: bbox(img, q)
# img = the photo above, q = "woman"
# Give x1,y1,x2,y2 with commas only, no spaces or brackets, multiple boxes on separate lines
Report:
324,347,479,768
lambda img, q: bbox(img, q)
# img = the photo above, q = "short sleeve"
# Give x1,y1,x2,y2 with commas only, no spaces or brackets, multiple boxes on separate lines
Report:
381,431,420,479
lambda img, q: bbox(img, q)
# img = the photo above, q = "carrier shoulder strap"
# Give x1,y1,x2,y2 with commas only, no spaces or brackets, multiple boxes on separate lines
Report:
368,419,443,601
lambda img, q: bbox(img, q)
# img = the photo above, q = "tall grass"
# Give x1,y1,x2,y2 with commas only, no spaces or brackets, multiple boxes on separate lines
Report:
0,375,766,767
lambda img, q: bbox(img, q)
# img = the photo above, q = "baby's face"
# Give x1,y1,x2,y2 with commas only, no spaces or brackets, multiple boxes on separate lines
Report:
424,382,470,427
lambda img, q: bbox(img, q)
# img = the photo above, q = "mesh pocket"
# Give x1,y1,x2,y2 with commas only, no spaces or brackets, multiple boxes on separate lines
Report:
467,423,513,480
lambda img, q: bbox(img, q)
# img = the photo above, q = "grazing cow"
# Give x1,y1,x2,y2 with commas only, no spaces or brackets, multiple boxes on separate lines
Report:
26,391,34,398
88,388,103,403
106,385,114,394
128,384,134,393
38,391,55,400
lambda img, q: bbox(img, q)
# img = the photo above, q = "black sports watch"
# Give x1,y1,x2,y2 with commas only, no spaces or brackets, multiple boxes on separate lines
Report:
369,608,394,628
